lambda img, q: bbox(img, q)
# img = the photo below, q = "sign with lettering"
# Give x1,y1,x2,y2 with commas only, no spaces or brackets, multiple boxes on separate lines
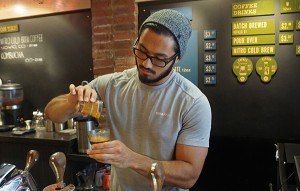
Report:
204,75,217,85
232,57,253,83
232,20,275,36
256,57,277,83
279,33,294,44
232,45,275,56
280,21,294,31
280,0,300,13
232,35,275,46
297,20,300,30
204,64,217,74
204,30,217,39
0,24,19,34
176,31,198,86
204,40,217,50
296,45,300,55
0,34,44,64
232,0,275,17
204,52,217,62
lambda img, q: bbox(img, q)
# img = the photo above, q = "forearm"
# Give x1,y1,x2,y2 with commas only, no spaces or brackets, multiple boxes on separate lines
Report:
129,154,200,189
44,94,80,123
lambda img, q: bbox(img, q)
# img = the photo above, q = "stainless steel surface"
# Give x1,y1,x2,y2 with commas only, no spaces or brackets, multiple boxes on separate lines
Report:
0,150,39,191
150,162,165,191
23,150,39,173
76,120,94,153
67,118,74,129
0,110,4,126
0,163,16,185
54,123,66,132
43,184,75,191
45,119,54,132
0,81,24,106
49,152,66,190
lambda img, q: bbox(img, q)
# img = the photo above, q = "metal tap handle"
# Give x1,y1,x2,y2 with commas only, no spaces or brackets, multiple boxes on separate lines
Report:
150,161,165,191
49,152,66,189
24,150,39,173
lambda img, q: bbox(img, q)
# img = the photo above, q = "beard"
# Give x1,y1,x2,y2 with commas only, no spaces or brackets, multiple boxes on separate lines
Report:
135,58,175,84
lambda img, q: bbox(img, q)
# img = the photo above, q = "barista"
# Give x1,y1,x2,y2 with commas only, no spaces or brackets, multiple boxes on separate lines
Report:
45,9,212,191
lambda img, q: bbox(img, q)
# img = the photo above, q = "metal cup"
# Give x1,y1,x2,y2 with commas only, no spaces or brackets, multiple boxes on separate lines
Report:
54,123,65,132
45,119,54,132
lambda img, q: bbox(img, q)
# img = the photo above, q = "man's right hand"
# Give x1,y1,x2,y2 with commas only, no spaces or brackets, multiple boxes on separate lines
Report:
68,84,98,104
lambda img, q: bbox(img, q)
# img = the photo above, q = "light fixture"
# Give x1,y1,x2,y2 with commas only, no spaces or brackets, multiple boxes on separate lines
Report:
13,4,27,15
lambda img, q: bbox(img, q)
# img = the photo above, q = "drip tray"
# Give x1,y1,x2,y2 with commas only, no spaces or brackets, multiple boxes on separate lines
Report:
0,125,14,132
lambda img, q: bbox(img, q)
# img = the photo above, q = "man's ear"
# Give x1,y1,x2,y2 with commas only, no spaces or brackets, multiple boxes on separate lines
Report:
174,56,180,64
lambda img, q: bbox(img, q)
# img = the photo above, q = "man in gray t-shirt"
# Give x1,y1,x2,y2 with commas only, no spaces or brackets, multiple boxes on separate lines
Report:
45,9,211,191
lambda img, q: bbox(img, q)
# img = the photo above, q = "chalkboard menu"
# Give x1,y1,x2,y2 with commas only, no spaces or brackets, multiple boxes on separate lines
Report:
0,10,93,117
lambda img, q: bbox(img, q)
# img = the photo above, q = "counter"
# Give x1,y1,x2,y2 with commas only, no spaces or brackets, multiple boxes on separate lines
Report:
0,131,78,189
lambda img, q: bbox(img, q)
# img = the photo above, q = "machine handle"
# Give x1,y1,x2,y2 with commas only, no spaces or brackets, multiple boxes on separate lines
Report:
49,152,66,189
24,150,39,173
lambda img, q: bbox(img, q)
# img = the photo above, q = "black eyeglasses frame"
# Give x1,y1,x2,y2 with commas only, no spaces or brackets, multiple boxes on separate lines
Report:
132,46,178,68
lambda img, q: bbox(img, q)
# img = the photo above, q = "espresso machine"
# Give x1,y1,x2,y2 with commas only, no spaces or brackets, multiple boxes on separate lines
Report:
0,80,24,132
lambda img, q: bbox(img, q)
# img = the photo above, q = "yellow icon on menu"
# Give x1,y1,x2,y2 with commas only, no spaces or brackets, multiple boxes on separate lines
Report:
256,56,277,83
233,57,253,83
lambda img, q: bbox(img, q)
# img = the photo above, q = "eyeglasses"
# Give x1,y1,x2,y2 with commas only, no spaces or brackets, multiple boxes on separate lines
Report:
132,46,178,68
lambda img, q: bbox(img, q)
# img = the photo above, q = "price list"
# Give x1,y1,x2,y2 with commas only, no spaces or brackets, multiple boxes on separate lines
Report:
203,29,217,85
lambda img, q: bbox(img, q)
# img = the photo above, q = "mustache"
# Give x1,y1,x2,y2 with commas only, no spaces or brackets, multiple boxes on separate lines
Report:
139,65,155,74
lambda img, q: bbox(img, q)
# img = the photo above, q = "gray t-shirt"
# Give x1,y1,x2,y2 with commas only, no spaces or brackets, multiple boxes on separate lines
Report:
89,67,211,191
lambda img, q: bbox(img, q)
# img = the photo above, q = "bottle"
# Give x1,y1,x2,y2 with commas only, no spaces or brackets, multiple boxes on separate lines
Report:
35,112,46,131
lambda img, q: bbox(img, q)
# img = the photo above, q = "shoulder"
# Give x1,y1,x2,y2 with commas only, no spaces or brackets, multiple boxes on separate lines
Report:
172,72,207,101
90,67,137,86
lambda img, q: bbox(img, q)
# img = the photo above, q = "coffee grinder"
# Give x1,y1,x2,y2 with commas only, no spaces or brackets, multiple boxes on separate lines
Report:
0,81,24,132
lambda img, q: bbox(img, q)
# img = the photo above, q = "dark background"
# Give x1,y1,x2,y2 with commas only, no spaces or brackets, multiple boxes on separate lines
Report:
0,10,93,119
139,0,300,141
0,0,300,190
138,0,300,190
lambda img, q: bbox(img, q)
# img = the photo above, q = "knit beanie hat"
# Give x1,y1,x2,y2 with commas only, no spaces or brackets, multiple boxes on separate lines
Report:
139,9,192,59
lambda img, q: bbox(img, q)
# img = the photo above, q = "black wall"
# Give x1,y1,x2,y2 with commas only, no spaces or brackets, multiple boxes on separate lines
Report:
139,0,300,141
0,10,93,119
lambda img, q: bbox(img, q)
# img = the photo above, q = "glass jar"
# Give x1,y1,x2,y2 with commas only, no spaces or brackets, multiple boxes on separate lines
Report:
77,100,103,119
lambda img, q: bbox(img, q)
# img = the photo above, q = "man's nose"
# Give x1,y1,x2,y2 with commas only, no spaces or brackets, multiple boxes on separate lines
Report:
142,57,153,68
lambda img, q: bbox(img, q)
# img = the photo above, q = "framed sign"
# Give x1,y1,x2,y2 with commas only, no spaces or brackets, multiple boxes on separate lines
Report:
279,33,294,44
232,20,275,36
280,21,294,31
256,57,277,83
204,30,217,39
204,64,217,74
232,0,275,17
204,52,217,62
232,34,275,46
296,20,300,30
232,45,275,56
232,57,253,83
204,40,217,50
280,0,300,13
0,24,19,34
204,75,217,85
